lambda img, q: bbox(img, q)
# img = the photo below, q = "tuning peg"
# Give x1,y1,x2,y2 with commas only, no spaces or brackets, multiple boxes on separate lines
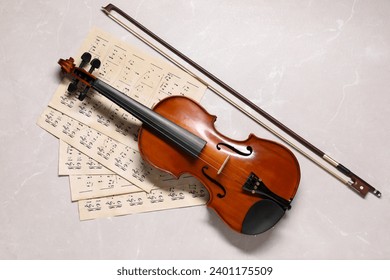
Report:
79,52,92,68
77,58,101,101
67,52,93,93
87,58,101,73
67,82,78,93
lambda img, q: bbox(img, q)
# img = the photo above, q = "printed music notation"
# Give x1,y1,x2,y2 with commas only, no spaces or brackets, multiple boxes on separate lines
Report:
59,140,113,175
49,28,206,150
78,181,208,220
62,134,204,203
69,174,139,201
38,106,161,193
69,169,204,204
38,28,208,219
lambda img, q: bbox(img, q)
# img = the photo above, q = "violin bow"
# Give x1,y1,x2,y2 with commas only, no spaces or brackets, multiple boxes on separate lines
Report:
101,3,381,199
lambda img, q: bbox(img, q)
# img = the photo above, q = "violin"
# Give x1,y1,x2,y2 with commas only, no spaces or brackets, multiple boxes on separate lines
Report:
58,53,301,235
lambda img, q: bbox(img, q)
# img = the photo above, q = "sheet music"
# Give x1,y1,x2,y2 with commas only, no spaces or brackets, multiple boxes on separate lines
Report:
49,27,206,149
78,180,208,220
38,27,209,219
59,140,114,175
69,167,202,200
69,174,138,201
38,106,162,193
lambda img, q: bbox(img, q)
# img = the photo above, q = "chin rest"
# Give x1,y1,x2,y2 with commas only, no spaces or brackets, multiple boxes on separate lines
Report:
241,199,286,235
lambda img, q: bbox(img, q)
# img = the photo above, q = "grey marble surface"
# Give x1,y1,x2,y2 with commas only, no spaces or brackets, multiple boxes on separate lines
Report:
0,0,389,259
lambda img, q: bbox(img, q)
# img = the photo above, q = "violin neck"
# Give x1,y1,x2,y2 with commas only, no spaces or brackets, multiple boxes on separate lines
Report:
91,78,206,156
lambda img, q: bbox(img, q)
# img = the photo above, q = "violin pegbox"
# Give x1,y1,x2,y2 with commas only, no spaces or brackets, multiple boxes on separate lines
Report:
65,52,101,101
66,52,91,93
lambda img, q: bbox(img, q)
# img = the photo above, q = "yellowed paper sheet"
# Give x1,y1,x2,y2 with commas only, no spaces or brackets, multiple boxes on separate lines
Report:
78,180,208,220
68,174,139,201
38,107,158,193
68,170,202,202
59,140,114,175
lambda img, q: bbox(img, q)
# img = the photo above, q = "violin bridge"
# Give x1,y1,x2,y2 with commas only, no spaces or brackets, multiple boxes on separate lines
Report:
217,155,230,175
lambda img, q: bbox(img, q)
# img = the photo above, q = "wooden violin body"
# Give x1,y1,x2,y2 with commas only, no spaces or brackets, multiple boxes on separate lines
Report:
139,96,300,234
58,55,300,235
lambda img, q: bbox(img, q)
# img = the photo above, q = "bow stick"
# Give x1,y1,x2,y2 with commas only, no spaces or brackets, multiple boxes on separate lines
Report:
101,3,381,199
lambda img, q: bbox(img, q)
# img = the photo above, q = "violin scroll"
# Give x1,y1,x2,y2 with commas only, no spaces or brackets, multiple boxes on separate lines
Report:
58,57,76,74
58,52,100,101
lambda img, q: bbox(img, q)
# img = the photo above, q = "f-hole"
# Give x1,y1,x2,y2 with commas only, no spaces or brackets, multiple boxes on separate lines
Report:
216,143,253,156
202,166,226,198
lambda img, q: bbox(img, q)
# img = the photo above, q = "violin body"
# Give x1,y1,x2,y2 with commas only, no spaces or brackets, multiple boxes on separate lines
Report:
139,96,301,234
